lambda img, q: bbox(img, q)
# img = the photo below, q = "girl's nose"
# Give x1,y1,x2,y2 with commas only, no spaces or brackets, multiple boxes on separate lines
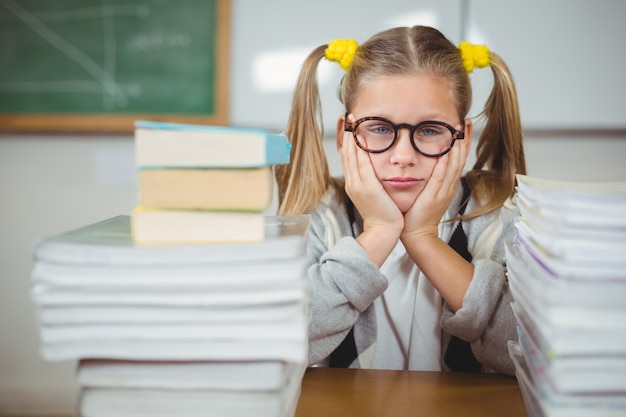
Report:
389,130,418,165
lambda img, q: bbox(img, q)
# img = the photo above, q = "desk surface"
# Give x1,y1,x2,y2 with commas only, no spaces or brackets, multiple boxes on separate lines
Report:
295,368,527,417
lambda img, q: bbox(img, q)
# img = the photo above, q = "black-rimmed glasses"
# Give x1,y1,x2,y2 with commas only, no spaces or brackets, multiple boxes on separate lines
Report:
344,114,465,157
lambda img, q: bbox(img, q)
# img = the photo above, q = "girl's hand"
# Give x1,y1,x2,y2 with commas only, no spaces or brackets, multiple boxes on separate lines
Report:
340,115,403,265
401,140,466,241
400,140,473,312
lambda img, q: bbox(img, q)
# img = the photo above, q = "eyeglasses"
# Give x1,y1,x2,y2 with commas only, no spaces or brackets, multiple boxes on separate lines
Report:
344,114,465,157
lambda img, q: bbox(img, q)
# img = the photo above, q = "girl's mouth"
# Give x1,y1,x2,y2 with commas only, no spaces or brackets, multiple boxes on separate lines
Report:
384,177,421,190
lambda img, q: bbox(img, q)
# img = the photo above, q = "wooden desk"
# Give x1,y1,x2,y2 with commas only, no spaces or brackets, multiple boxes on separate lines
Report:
295,368,528,417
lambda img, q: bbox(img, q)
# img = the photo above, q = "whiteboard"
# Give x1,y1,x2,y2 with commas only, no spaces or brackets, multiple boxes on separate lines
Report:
230,0,463,131
466,0,626,130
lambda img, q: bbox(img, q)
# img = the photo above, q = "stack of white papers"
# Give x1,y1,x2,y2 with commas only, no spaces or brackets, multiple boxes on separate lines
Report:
30,215,310,417
506,174,626,417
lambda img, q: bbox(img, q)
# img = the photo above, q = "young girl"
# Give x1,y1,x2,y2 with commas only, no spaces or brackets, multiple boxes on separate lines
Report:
275,25,526,374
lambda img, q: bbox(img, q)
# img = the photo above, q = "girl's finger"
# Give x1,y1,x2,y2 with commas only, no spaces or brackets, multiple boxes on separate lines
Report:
341,114,365,190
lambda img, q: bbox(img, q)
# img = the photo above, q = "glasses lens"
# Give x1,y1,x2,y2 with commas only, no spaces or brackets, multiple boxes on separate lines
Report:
354,119,396,152
413,122,455,156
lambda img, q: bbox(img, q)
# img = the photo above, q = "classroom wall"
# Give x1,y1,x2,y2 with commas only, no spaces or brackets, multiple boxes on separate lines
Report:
1,1,625,415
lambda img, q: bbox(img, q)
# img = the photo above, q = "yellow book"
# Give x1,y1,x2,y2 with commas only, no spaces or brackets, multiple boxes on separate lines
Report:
138,167,273,211
131,208,265,244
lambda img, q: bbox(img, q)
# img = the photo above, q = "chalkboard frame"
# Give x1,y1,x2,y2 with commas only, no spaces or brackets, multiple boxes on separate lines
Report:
0,0,230,134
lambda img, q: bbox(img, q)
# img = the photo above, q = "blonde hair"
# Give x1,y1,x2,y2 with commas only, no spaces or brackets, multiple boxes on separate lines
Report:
276,26,526,217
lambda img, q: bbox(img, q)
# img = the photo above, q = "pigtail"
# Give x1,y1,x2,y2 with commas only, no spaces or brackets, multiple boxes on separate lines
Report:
275,45,333,215
465,52,526,217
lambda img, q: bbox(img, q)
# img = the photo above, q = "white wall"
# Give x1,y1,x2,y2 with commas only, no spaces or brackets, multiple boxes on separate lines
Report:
229,0,463,131
0,137,136,415
467,0,626,130
1,1,626,415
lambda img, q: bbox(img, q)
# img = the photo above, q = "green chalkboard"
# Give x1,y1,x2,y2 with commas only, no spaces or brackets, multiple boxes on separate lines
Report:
0,0,230,133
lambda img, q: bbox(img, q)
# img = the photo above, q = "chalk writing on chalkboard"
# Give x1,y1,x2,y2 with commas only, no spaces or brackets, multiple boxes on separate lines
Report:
0,0,230,133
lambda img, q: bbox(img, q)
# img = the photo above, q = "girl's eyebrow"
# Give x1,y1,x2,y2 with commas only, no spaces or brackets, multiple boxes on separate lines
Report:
354,109,454,121
357,114,458,125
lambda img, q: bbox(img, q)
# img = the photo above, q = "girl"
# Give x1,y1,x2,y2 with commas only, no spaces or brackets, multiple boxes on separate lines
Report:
275,25,525,374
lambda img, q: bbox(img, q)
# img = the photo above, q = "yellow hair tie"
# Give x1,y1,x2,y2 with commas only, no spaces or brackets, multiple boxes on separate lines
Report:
458,41,491,73
325,38,358,71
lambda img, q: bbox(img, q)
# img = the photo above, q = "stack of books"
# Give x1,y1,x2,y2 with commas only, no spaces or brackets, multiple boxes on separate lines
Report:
31,214,310,417
132,120,291,243
505,174,626,417
31,121,310,417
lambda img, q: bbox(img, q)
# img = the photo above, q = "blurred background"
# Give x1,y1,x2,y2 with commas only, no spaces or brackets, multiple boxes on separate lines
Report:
1,0,625,414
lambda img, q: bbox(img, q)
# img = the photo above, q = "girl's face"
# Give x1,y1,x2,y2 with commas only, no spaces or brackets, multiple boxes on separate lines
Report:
339,74,472,213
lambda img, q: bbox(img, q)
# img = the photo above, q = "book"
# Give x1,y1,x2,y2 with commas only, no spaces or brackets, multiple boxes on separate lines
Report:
77,359,298,391
31,214,310,365
505,239,626,330
511,297,626,359
38,319,307,344
131,207,265,244
31,257,307,288
507,240,626,359
32,215,310,266
515,174,626,267
515,174,626,228
40,339,307,362
509,341,626,417
31,284,306,307
516,326,626,394
31,214,310,417
514,219,626,276
137,166,274,210
134,120,291,168
37,303,306,325
507,174,626,417
77,362,305,417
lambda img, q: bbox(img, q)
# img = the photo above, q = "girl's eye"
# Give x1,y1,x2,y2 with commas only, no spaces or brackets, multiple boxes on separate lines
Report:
417,124,446,137
373,124,393,135
363,122,394,136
